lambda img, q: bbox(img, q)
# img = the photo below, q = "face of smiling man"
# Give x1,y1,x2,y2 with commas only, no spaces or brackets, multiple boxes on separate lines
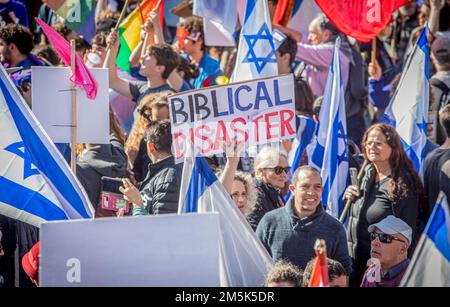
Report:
290,168,323,219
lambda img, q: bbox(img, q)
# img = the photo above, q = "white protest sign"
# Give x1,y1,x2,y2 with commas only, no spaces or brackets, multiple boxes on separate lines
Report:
168,74,295,159
32,67,109,144
40,213,221,286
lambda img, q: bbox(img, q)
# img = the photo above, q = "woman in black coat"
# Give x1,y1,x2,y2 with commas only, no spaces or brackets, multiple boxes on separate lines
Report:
246,147,290,230
344,123,425,286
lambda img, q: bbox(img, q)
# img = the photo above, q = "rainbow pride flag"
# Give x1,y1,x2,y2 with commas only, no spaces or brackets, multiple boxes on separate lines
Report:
116,0,164,73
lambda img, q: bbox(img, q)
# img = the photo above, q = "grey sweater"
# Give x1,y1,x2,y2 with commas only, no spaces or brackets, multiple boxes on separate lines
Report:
256,198,352,274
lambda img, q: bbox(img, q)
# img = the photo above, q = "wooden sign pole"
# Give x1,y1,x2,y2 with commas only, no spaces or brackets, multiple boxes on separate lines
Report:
70,39,78,175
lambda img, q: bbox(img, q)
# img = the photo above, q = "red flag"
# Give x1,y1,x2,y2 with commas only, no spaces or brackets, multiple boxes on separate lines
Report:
273,0,292,26
35,18,98,100
314,0,410,42
308,239,329,287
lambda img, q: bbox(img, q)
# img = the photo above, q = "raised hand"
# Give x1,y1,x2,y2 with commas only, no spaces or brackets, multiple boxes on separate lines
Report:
368,59,382,81
106,29,120,50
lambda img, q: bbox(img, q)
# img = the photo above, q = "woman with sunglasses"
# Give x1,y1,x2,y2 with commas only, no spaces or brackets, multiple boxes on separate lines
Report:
246,147,290,230
344,123,424,286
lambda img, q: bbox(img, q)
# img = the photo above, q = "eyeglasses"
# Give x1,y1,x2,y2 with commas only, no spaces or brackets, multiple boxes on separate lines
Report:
231,192,247,200
265,166,291,175
370,232,406,244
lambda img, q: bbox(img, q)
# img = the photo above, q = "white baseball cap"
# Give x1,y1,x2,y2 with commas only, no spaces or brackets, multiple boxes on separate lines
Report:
368,215,412,244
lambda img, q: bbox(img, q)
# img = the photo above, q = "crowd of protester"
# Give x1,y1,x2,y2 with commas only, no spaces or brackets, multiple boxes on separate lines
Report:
0,0,449,287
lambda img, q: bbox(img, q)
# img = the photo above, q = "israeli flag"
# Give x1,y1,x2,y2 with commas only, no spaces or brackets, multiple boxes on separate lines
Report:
285,115,316,201
289,115,317,173
0,65,94,227
231,0,278,82
383,26,429,174
306,37,349,218
401,192,450,286
178,152,273,286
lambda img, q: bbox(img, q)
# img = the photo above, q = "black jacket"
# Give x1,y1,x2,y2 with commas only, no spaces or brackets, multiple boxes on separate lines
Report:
347,164,419,261
0,216,38,287
132,138,151,183
76,134,128,209
246,180,285,231
140,156,183,215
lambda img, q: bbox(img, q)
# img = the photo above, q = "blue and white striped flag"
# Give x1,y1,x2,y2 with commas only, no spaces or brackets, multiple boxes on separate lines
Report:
0,65,94,227
401,192,450,286
178,152,273,286
231,0,278,82
383,26,429,175
289,115,317,173
285,115,316,202
306,37,349,218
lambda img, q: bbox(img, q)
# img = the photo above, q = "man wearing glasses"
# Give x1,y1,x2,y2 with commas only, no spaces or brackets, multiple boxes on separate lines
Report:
361,215,412,287
256,166,352,275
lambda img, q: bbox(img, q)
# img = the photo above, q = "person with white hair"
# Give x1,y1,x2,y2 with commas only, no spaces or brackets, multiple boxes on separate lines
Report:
246,147,290,230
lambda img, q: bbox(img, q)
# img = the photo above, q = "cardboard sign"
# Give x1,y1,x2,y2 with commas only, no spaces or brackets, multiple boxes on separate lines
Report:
32,67,109,144
40,213,221,286
168,74,296,159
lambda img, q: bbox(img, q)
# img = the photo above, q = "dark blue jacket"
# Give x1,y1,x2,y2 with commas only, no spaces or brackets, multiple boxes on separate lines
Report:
256,198,352,274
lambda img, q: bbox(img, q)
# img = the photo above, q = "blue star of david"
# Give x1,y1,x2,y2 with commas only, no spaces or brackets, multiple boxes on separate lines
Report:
416,117,428,135
242,23,277,74
337,122,348,163
4,142,40,180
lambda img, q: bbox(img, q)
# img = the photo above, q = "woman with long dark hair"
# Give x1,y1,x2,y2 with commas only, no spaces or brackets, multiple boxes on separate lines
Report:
344,123,424,286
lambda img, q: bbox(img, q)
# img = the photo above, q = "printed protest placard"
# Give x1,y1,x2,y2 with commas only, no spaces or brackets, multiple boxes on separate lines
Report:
168,74,295,159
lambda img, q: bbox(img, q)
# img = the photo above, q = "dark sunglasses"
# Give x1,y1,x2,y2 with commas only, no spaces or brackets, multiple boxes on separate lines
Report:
265,166,291,175
370,232,406,244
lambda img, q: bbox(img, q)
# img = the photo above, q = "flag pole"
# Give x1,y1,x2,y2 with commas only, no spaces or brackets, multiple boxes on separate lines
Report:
70,39,77,175
137,0,145,23
105,0,132,52
371,38,377,66
140,0,163,60
339,160,369,223
114,0,132,31
390,20,398,64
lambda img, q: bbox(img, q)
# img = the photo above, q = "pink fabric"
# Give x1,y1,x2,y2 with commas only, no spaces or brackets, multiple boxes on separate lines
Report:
35,18,98,100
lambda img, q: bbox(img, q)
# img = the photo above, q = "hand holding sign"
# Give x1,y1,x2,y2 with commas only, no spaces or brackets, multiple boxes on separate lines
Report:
223,138,246,164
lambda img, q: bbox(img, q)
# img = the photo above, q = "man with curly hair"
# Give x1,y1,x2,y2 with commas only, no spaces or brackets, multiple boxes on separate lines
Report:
0,23,41,69
264,261,303,287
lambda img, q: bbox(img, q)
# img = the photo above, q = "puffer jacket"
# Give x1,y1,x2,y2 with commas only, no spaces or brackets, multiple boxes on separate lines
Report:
246,180,285,231
137,156,183,215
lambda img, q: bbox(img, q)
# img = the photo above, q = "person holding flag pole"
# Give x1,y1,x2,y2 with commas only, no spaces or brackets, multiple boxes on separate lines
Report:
344,123,424,286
